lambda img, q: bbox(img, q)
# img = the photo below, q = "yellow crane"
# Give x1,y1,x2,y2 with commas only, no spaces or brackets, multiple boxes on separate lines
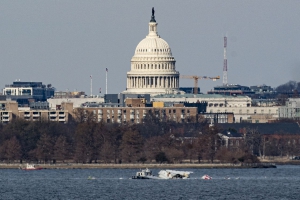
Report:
180,75,220,94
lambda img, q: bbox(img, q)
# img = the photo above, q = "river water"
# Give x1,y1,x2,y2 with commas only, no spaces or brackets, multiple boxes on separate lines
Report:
0,165,299,200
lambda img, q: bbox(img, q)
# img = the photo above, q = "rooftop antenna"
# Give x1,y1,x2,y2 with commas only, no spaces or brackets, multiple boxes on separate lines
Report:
223,36,228,86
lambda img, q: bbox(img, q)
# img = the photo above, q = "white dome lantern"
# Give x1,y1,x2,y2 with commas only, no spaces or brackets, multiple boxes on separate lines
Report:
123,8,180,95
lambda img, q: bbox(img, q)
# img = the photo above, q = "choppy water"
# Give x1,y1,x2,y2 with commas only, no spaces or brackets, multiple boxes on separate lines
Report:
0,165,299,200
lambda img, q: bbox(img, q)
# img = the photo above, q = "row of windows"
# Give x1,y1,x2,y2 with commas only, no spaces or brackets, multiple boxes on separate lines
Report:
98,109,190,115
134,63,174,70
133,57,174,61
211,109,277,114
208,103,250,107
103,116,191,124
136,48,170,53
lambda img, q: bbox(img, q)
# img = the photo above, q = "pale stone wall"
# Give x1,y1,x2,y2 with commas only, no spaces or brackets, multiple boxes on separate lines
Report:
47,97,104,109
208,106,279,123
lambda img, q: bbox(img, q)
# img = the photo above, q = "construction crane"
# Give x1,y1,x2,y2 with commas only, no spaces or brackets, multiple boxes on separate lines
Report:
180,75,220,94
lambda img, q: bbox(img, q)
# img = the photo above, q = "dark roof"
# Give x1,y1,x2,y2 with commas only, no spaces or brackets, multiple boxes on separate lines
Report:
219,123,300,135
220,130,243,138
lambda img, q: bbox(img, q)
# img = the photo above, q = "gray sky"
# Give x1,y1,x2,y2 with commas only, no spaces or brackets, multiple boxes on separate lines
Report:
1,1,300,94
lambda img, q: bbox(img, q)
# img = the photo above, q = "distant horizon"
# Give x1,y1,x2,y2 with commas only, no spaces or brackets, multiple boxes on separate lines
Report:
1,79,293,94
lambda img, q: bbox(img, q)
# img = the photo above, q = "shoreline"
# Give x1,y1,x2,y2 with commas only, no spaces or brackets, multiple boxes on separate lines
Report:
0,162,285,169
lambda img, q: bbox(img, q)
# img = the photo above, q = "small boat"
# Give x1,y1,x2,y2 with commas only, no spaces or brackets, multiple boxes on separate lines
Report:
132,168,160,179
201,175,212,180
21,163,42,170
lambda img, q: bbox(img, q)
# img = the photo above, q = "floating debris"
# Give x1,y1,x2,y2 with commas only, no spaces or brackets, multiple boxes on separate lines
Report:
88,176,96,180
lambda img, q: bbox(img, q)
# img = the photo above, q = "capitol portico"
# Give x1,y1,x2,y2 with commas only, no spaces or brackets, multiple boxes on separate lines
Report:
123,8,180,95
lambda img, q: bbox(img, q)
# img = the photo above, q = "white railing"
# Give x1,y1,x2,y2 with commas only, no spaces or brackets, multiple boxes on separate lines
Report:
2,113,9,117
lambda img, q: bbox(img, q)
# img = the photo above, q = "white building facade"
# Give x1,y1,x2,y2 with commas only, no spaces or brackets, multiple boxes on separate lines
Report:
152,94,252,108
151,94,279,123
123,9,180,95
279,98,300,119
47,97,104,109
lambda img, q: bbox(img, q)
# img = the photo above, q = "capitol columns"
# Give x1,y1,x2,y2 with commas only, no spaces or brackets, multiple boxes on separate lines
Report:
158,77,160,88
172,77,174,88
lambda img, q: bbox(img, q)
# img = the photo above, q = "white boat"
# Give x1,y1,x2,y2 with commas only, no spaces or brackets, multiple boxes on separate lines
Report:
158,170,193,179
131,168,161,179
21,163,42,170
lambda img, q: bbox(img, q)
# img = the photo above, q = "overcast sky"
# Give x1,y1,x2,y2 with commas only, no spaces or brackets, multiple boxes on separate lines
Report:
1,1,300,95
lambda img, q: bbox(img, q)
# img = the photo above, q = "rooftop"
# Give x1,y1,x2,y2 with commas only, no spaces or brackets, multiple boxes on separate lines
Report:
219,123,300,135
152,94,250,99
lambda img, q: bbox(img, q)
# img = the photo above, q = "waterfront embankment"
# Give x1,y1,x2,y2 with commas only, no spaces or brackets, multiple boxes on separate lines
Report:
0,162,280,169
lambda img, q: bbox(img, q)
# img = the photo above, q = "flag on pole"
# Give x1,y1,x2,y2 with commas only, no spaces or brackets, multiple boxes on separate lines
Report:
106,68,108,72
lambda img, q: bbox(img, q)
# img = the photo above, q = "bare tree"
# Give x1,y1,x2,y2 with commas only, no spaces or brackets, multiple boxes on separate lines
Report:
5,136,22,163
244,128,262,156
120,130,143,163
53,135,70,163
36,133,54,163
164,147,184,163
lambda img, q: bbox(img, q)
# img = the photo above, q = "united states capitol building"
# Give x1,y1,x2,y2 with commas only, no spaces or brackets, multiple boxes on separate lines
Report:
123,9,180,95
0,8,281,124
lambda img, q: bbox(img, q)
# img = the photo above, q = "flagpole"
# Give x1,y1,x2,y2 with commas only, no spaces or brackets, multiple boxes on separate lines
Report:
106,69,108,94
90,75,93,97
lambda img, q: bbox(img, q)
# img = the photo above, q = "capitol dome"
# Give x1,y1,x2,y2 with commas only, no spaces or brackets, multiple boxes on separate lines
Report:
134,37,172,57
123,8,180,95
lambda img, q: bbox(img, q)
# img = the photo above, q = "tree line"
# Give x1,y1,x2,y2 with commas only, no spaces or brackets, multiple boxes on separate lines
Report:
0,112,299,164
